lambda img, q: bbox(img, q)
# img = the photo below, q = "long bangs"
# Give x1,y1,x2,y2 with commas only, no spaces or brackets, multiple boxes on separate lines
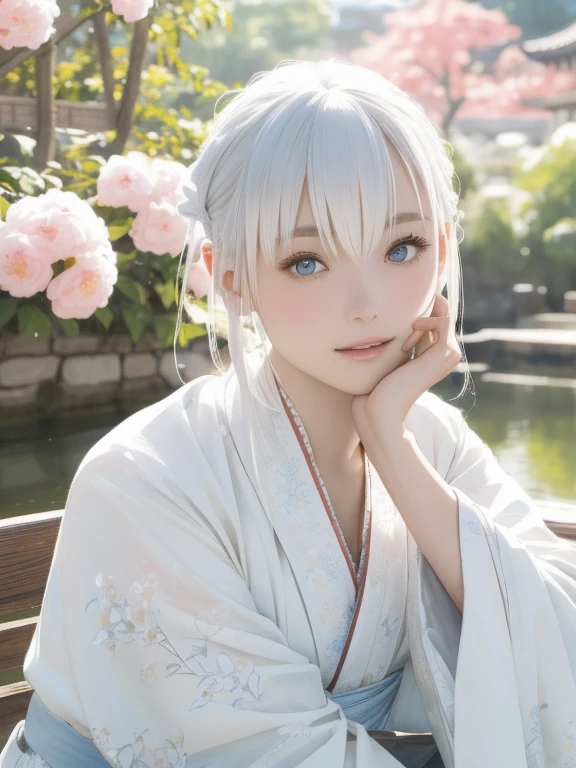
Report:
240,89,445,315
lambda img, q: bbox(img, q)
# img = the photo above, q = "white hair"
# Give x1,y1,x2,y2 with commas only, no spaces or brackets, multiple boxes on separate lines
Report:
175,58,470,437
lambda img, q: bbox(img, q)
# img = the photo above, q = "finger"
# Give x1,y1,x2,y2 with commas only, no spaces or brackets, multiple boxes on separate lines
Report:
416,329,437,352
430,293,449,317
411,316,450,332
401,329,425,353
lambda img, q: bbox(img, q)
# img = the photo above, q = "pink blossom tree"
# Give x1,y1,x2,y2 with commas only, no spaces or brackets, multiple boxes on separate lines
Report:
348,0,573,137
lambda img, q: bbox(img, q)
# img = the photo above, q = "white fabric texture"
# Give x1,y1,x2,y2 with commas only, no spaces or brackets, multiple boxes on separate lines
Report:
1,359,576,768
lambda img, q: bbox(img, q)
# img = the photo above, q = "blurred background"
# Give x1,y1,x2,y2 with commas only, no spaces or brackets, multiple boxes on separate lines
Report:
1,0,576,521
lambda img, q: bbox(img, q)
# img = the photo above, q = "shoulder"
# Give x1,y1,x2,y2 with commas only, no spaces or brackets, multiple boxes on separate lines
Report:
76,373,226,479
61,373,247,578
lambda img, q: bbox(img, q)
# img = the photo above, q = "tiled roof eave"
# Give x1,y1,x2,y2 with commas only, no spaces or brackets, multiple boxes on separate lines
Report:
522,21,576,59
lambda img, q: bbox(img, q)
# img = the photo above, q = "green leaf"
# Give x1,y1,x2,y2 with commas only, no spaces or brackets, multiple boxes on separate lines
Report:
153,314,176,346
115,249,137,268
12,167,45,196
41,174,63,190
64,179,97,193
12,134,36,158
177,322,207,347
94,306,113,329
16,305,52,338
0,195,10,220
153,280,176,309
108,219,133,241
0,297,18,329
115,275,148,305
122,306,149,343
81,157,106,173
0,168,19,193
55,316,80,336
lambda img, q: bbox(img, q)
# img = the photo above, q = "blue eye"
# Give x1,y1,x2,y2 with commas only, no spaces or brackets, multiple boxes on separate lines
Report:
388,244,411,263
386,236,431,265
280,234,430,280
290,258,326,278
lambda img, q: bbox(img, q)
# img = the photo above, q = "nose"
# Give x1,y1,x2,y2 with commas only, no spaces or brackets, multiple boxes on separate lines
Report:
344,273,382,323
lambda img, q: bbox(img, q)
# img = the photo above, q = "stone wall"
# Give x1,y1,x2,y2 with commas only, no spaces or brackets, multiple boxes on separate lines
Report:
0,331,226,422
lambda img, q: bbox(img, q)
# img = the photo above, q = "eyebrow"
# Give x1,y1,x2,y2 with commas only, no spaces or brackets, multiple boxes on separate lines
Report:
291,212,430,238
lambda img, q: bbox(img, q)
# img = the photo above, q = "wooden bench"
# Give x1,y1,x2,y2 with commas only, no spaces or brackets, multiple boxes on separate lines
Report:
1,508,575,753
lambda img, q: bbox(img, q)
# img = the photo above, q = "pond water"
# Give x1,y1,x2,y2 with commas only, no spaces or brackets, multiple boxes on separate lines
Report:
1,372,576,521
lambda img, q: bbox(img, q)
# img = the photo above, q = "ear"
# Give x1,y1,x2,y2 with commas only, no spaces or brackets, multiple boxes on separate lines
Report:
438,221,450,279
201,240,246,305
201,239,213,276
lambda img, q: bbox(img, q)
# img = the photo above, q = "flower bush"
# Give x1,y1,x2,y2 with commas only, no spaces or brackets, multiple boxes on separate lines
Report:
0,150,213,345
0,0,237,346
0,189,117,315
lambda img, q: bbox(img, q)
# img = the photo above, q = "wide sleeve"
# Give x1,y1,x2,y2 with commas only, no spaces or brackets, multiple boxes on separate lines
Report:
57,445,404,768
440,403,576,767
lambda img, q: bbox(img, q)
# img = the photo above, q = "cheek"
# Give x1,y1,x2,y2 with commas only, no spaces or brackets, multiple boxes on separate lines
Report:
386,260,437,315
260,276,329,333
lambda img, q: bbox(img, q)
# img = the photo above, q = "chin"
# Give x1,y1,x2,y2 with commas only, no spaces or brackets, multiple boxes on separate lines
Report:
339,358,407,394
308,369,392,397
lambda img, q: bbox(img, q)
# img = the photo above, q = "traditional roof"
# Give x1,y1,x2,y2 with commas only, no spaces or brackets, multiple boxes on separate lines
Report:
522,21,576,64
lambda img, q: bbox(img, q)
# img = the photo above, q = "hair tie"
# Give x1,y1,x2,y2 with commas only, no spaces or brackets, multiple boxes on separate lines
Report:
178,171,213,240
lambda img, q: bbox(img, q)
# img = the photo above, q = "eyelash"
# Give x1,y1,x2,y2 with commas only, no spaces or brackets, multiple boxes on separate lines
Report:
280,234,431,281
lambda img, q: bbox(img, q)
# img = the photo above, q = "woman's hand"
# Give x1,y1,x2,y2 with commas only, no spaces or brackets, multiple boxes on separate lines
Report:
351,293,462,447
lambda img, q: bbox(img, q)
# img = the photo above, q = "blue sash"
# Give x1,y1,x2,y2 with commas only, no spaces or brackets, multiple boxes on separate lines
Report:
23,692,108,767
22,670,403,766
327,668,404,731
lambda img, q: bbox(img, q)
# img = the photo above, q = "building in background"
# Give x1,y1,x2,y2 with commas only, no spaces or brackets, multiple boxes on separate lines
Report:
522,20,576,128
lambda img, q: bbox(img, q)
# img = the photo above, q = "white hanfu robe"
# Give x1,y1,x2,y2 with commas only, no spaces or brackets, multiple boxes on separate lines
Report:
2,356,576,768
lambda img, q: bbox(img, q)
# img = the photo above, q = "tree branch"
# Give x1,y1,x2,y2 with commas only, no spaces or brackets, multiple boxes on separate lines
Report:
102,16,151,158
94,9,117,129
34,41,56,168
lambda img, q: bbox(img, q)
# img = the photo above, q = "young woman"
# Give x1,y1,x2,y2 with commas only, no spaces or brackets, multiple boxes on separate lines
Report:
2,58,576,768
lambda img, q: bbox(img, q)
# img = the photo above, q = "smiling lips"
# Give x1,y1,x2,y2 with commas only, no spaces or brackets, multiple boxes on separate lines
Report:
336,337,394,361
336,336,394,351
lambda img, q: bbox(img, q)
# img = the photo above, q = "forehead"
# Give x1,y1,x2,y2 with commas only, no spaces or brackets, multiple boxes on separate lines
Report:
294,142,430,232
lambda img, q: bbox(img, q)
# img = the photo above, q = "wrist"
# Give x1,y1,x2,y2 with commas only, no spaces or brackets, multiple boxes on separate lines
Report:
373,420,412,452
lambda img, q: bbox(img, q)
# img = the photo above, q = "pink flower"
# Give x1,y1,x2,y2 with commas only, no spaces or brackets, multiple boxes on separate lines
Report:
0,231,54,297
186,257,211,298
111,0,154,23
6,189,112,263
97,152,154,213
46,253,118,320
0,0,60,51
149,159,188,206
130,201,188,257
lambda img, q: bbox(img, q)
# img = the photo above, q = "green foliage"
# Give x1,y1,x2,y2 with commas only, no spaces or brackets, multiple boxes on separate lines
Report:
16,304,53,339
0,297,18,329
542,218,576,266
458,134,576,304
452,149,476,201
443,140,476,200
178,0,330,87
459,194,523,282
513,137,576,301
